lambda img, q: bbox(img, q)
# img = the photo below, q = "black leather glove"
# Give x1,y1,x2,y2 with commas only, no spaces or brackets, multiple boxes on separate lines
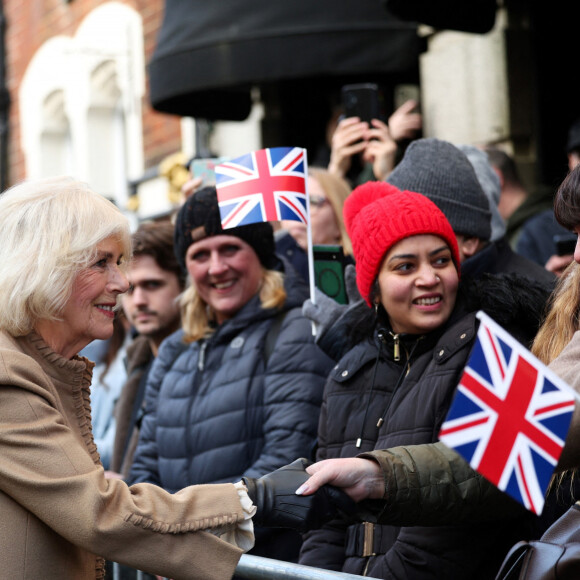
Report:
242,458,356,533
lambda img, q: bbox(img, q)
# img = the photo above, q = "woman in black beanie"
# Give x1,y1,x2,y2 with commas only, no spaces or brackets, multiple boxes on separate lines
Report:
129,186,335,564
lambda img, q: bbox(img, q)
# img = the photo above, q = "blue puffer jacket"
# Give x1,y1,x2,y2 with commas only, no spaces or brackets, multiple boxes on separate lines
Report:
129,265,334,490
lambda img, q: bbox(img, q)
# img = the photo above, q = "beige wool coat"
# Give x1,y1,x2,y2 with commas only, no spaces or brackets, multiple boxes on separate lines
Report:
0,330,247,580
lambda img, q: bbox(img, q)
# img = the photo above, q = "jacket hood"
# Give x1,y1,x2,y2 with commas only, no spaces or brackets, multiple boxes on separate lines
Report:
457,272,549,348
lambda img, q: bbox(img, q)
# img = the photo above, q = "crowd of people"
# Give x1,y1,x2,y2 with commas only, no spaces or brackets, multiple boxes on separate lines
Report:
2,100,580,580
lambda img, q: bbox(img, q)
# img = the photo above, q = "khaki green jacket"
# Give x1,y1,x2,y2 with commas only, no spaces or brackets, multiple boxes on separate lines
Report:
356,330,580,525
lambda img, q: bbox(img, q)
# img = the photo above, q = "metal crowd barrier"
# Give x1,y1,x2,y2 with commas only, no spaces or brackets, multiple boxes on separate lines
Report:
113,555,378,580
235,555,379,579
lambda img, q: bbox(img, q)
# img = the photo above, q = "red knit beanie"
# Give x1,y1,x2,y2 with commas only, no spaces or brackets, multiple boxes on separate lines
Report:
344,181,461,305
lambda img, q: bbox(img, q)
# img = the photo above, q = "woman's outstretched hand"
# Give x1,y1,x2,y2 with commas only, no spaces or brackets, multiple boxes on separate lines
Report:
242,458,355,532
296,457,385,503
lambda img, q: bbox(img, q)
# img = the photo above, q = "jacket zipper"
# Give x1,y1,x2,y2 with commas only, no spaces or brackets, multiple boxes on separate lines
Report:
376,336,422,428
389,331,400,361
197,341,207,371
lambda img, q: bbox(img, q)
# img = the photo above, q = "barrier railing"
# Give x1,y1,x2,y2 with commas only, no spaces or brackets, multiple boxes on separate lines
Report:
112,555,378,580
235,554,379,579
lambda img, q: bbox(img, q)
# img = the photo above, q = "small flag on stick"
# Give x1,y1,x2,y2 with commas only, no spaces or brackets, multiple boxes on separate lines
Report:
215,147,308,229
439,311,577,514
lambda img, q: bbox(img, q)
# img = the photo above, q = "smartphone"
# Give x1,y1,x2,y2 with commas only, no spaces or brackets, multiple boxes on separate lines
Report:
189,157,228,187
341,83,381,124
313,244,347,305
554,233,577,256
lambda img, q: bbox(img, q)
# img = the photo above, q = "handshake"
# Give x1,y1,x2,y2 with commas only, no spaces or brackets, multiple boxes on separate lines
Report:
242,458,355,533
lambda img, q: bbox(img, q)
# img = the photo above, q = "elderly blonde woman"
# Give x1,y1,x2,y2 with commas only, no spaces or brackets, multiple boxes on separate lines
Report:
129,186,336,562
0,176,342,580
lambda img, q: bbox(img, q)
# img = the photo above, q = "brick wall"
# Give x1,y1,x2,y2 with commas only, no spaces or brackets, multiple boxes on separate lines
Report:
2,0,182,186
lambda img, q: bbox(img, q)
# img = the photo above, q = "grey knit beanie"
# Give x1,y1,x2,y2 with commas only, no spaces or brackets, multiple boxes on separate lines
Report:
386,138,492,241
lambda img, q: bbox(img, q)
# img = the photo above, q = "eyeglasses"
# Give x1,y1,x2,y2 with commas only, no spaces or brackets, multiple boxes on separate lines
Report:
309,195,329,208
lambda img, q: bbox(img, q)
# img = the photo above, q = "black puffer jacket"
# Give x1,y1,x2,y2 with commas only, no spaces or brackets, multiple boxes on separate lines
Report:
299,273,549,579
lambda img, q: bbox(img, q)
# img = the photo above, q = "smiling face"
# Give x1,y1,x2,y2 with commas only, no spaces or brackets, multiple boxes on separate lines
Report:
35,236,130,359
377,234,459,335
185,234,263,324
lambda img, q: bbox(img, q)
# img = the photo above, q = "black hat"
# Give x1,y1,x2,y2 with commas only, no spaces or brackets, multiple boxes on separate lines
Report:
386,138,492,241
174,186,277,272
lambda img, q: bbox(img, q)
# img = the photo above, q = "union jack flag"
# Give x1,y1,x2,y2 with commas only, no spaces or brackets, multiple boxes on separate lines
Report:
439,311,577,514
214,147,308,229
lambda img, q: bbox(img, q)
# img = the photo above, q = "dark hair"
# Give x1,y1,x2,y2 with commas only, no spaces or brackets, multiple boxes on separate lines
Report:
132,219,186,289
554,164,580,231
483,146,522,186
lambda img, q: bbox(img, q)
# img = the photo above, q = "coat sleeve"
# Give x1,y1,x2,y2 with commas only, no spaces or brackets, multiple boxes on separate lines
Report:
127,335,185,485
242,309,335,478
0,375,245,580
356,442,527,525
549,331,580,471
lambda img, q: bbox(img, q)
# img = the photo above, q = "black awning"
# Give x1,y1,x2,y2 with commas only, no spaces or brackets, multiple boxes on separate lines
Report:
148,0,422,121
384,0,497,34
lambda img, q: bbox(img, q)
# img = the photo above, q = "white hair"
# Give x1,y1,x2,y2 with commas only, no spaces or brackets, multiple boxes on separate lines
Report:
0,176,131,335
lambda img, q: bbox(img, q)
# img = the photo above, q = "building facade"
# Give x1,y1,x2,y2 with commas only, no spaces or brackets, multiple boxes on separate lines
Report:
2,0,579,222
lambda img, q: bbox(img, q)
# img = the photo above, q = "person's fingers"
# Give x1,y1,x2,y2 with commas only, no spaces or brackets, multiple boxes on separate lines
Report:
296,470,331,496
388,99,422,141
369,118,390,132
333,125,368,149
545,254,574,276
393,99,419,115
181,176,204,199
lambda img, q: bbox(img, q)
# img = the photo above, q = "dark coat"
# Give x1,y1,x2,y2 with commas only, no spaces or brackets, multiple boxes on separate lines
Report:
515,208,570,267
462,235,556,290
299,273,549,579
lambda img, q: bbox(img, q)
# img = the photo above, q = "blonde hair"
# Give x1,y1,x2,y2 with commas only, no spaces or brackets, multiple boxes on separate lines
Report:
309,166,353,256
531,261,580,494
0,176,131,336
531,261,580,363
180,268,286,343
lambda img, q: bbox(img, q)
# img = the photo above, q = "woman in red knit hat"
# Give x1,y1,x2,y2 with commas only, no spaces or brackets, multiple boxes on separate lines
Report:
298,180,547,579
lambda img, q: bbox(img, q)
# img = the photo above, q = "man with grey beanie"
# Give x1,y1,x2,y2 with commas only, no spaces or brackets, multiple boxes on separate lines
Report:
386,137,555,287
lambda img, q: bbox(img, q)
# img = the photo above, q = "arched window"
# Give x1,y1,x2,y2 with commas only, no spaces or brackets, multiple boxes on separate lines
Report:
19,2,144,211
87,60,127,205
40,90,72,177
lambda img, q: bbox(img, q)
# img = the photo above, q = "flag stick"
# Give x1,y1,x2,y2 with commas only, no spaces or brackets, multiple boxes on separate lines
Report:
303,151,317,336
